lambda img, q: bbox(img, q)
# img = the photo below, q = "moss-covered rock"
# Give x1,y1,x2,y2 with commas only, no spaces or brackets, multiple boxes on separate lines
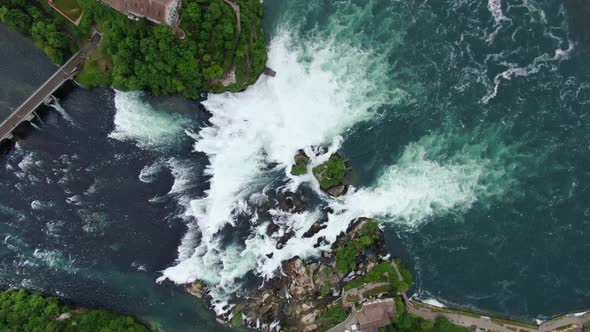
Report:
313,154,347,194
291,152,310,176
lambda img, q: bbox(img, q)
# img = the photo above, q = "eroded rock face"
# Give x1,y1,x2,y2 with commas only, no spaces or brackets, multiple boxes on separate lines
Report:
186,218,394,332
185,280,207,299
327,184,348,197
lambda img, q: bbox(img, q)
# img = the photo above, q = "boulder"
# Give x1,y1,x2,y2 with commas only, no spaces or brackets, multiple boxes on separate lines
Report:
186,280,208,299
327,184,347,197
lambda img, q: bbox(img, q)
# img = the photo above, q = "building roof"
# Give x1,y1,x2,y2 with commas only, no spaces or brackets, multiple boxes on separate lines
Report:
357,301,397,331
102,0,126,14
100,0,178,25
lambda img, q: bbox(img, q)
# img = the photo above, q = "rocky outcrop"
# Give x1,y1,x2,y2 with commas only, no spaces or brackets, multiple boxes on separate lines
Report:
312,153,349,197
290,151,310,176
185,280,208,299
186,218,396,332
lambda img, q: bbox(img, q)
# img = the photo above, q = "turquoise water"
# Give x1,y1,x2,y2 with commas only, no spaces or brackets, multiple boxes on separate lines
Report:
1,0,590,330
261,0,590,319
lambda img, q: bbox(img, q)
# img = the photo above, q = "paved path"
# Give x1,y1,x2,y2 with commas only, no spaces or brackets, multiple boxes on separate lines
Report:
222,0,241,34
342,282,391,307
328,307,359,332
0,31,101,141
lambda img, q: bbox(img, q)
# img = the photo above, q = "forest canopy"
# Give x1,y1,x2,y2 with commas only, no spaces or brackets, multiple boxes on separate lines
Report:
0,289,149,332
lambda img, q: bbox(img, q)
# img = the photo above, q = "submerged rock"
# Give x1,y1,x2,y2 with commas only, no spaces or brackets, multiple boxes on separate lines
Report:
277,191,306,213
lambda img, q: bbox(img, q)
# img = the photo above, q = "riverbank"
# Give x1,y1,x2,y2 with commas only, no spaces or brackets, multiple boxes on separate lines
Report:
0,288,150,331
0,0,267,99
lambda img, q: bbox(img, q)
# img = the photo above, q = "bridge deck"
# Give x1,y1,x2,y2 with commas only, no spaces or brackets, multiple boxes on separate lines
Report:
0,32,101,141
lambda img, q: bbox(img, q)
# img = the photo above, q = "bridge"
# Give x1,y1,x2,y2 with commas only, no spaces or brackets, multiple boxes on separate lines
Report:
0,31,101,142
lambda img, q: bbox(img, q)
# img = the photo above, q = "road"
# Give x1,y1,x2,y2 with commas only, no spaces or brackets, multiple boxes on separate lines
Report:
0,32,101,141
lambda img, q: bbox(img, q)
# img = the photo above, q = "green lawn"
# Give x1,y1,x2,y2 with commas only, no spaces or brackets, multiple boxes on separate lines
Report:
52,0,83,22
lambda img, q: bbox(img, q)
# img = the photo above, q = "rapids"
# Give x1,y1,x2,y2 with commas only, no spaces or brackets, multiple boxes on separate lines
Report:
1,0,590,329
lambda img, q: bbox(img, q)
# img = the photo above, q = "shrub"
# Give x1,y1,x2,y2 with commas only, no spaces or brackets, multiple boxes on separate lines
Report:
344,262,399,290
313,155,346,190
317,303,349,325
291,164,307,176
335,240,364,273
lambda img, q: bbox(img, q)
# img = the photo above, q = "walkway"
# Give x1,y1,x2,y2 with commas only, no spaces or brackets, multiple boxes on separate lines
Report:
0,31,101,141
394,255,590,332
222,0,241,34
334,258,590,332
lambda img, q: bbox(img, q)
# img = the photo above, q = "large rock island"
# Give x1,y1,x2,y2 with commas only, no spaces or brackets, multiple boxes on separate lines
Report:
187,217,412,331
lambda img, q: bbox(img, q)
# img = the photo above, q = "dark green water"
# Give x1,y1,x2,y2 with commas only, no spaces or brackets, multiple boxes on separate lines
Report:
330,0,590,318
1,0,590,330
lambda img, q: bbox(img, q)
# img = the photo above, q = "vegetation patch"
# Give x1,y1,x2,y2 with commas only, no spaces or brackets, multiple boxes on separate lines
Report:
291,164,307,176
335,220,381,274
319,283,332,296
344,262,399,291
346,294,360,303
291,153,310,175
363,285,394,298
394,258,413,292
317,303,350,330
380,297,470,332
51,0,83,22
490,317,539,330
1,0,267,98
75,43,112,87
313,154,346,190
0,0,74,64
0,289,149,331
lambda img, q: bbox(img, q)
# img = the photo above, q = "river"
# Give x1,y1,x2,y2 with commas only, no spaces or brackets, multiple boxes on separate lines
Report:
1,0,590,330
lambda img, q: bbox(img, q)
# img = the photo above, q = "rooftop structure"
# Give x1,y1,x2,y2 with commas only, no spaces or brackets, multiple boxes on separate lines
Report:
98,0,181,26
356,300,397,332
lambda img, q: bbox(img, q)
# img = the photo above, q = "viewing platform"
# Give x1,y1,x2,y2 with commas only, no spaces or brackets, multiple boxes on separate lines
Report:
0,31,101,142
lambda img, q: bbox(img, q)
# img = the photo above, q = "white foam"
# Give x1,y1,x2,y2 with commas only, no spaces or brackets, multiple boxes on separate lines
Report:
49,96,77,127
32,249,78,273
167,158,196,195
488,0,508,24
110,91,190,148
160,3,521,315
31,200,55,210
160,22,395,310
423,298,446,308
139,161,164,184
482,40,574,104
